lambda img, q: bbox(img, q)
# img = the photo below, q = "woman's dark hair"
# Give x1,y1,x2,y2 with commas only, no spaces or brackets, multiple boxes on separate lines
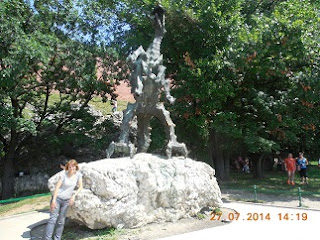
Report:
59,159,69,166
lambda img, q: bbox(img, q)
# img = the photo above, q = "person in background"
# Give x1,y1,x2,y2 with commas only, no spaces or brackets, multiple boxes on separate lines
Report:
296,152,309,185
111,98,118,113
242,158,250,173
59,159,68,171
236,156,245,170
233,158,241,171
276,156,284,171
45,159,83,240
284,153,296,185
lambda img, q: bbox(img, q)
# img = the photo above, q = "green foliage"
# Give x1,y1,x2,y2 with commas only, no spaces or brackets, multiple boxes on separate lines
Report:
196,213,206,220
148,117,167,154
212,207,222,216
0,0,118,149
235,0,320,154
109,0,320,179
0,0,122,198
1,0,320,195
62,226,126,240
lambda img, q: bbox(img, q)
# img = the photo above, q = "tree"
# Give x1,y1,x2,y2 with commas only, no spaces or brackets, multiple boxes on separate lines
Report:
110,0,320,180
0,0,119,199
232,0,320,177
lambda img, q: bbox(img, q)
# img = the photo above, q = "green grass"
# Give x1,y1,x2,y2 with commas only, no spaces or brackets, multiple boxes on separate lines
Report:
220,163,320,196
0,195,50,217
92,228,126,240
89,96,129,116
62,226,127,240
22,93,131,119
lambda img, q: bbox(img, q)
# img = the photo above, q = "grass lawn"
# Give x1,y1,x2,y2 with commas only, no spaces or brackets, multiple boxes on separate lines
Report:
0,195,50,217
220,161,320,196
89,96,129,116
22,93,131,119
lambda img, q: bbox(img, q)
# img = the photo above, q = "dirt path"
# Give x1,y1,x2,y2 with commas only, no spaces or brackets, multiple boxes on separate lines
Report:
116,207,234,240
31,207,235,240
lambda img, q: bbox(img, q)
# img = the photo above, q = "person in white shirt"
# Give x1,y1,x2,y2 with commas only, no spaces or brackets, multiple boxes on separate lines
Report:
45,159,83,240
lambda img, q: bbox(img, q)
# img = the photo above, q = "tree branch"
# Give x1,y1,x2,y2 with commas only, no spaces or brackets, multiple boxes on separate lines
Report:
39,85,50,124
0,134,8,151
55,90,94,134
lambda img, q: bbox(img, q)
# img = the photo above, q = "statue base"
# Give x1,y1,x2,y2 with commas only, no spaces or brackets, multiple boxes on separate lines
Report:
49,153,223,229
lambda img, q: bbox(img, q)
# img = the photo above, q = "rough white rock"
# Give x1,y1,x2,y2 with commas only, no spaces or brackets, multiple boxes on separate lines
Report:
48,153,222,229
15,173,50,195
0,173,49,196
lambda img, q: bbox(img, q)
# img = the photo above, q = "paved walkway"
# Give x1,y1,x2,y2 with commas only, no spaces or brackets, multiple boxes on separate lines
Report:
160,202,319,240
0,202,318,240
0,211,49,240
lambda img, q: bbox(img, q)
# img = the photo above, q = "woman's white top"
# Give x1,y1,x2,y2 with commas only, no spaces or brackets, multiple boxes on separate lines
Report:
58,171,82,200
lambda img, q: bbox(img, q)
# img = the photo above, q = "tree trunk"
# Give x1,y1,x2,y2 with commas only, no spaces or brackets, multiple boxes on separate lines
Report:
1,154,15,199
2,97,18,199
253,154,264,179
224,150,230,180
210,131,225,180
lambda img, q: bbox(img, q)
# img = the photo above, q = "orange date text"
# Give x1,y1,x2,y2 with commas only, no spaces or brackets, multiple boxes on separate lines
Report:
210,212,308,221
210,212,271,221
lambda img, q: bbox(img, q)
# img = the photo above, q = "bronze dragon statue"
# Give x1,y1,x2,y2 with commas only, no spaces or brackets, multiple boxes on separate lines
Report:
106,5,188,159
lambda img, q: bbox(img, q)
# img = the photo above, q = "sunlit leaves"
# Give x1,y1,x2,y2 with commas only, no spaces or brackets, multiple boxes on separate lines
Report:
0,0,120,162
113,0,320,157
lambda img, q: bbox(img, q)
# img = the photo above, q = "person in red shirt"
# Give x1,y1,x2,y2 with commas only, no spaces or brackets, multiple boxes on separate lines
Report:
284,153,296,185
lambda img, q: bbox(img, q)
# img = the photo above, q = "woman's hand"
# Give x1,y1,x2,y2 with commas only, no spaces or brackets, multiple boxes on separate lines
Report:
69,196,75,206
50,200,56,212
50,178,62,212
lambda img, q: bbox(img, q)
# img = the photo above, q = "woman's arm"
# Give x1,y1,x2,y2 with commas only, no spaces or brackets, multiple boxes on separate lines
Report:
50,179,62,212
69,177,83,206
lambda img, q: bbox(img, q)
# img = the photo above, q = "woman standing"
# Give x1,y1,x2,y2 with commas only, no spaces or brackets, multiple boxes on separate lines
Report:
296,152,309,185
45,159,83,240
284,153,296,185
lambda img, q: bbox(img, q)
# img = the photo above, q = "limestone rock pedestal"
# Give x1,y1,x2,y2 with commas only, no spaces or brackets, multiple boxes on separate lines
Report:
48,153,222,229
